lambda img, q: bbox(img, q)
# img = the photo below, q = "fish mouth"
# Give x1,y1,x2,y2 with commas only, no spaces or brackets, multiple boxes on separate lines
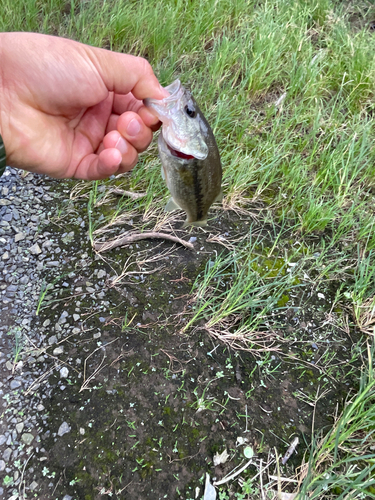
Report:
167,143,195,160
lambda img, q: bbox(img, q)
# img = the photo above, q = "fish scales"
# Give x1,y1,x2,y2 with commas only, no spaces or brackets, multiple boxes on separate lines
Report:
144,80,222,226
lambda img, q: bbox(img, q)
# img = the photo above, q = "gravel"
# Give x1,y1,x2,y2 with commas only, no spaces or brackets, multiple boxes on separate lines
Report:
0,167,93,498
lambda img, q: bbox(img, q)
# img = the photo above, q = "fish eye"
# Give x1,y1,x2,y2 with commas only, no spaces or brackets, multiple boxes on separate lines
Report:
184,105,196,118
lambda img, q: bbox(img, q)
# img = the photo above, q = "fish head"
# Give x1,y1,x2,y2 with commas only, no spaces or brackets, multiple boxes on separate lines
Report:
144,79,208,160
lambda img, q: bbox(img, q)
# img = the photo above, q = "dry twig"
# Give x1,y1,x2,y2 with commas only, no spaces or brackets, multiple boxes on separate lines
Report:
94,231,194,252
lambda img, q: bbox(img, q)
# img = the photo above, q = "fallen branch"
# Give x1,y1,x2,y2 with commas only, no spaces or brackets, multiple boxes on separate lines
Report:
110,188,146,199
94,231,194,252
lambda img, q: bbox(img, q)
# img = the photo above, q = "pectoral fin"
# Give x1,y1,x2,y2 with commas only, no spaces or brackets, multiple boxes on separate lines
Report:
165,197,181,212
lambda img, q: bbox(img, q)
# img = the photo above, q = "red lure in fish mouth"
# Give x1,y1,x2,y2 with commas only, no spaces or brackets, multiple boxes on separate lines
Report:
167,143,195,160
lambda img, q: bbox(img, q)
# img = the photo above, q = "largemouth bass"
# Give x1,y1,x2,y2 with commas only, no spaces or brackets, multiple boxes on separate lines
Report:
144,80,222,226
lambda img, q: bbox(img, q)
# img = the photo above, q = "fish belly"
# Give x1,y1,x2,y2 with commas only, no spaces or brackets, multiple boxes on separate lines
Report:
161,154,222,225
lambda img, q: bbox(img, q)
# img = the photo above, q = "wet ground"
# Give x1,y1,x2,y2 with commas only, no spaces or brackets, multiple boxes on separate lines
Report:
1,174,364,500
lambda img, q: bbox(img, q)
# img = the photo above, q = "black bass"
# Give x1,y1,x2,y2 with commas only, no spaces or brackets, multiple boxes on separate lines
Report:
144,80,222,226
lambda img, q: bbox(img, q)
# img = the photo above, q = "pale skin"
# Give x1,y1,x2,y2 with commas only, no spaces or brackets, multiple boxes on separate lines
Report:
0,32,168,180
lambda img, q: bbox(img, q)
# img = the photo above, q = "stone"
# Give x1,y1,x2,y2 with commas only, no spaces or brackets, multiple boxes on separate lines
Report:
3,448,12,461
58,422,71,437
29,481,38,491
21,433,34,445
14,232,26,242
53,346,64,356
10,380,22,390
60,367,69,378
97,270,106,279
0,460,5,471
28,243,42,255
0,435,6,446
15,422,24,434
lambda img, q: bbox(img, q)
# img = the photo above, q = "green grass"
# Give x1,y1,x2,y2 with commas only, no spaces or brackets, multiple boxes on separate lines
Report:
297,344,375,499
4,0,375,497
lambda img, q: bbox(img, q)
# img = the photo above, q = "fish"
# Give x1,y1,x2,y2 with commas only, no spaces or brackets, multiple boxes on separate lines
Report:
144,79,222,226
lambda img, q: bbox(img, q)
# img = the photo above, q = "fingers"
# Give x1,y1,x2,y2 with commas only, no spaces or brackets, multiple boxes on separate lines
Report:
113,94,161,129
73,149,123,180
116,111,153,151
92,47,169,101
102,130,138,171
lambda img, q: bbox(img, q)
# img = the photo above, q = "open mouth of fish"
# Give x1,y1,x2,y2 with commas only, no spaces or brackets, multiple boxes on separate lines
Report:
166,143,195,160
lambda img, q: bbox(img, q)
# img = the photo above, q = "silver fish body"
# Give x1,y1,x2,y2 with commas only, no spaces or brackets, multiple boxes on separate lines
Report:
144,80,222,226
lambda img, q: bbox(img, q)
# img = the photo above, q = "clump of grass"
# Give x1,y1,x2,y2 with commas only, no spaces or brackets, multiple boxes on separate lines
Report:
182,231,301,340
297,344,375,499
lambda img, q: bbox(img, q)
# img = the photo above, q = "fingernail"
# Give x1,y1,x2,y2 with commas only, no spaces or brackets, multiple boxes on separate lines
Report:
115,137,128,154
127,119,142,136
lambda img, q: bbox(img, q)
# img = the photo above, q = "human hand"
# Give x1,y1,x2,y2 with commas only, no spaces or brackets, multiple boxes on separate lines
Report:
0,32,167,180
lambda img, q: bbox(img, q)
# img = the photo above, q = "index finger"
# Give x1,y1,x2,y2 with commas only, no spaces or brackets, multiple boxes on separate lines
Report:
90,47,169,101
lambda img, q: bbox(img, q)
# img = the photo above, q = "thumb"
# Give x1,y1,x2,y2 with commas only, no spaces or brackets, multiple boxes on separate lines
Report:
88,46,168,101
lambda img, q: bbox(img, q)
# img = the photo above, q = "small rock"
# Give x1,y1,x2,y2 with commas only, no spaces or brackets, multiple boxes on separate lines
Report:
14,232,26,242
29,481,38,491
0,435,6,446
79,428,85,435
21,433,34,445
48,335,58,346
93,332,101,339
16,422,24,434
97,270,106,279
3,448,12,461
42,240,53,248
10,380,22,390
0,460,5,471
60,367,69,378
5,361,13,371
53,346,64,356
43,319,51,327
28,243,42,255
58,422,71,437
2,213,12,222
73,314,80,322
62,496,73,500
2,252,9,260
